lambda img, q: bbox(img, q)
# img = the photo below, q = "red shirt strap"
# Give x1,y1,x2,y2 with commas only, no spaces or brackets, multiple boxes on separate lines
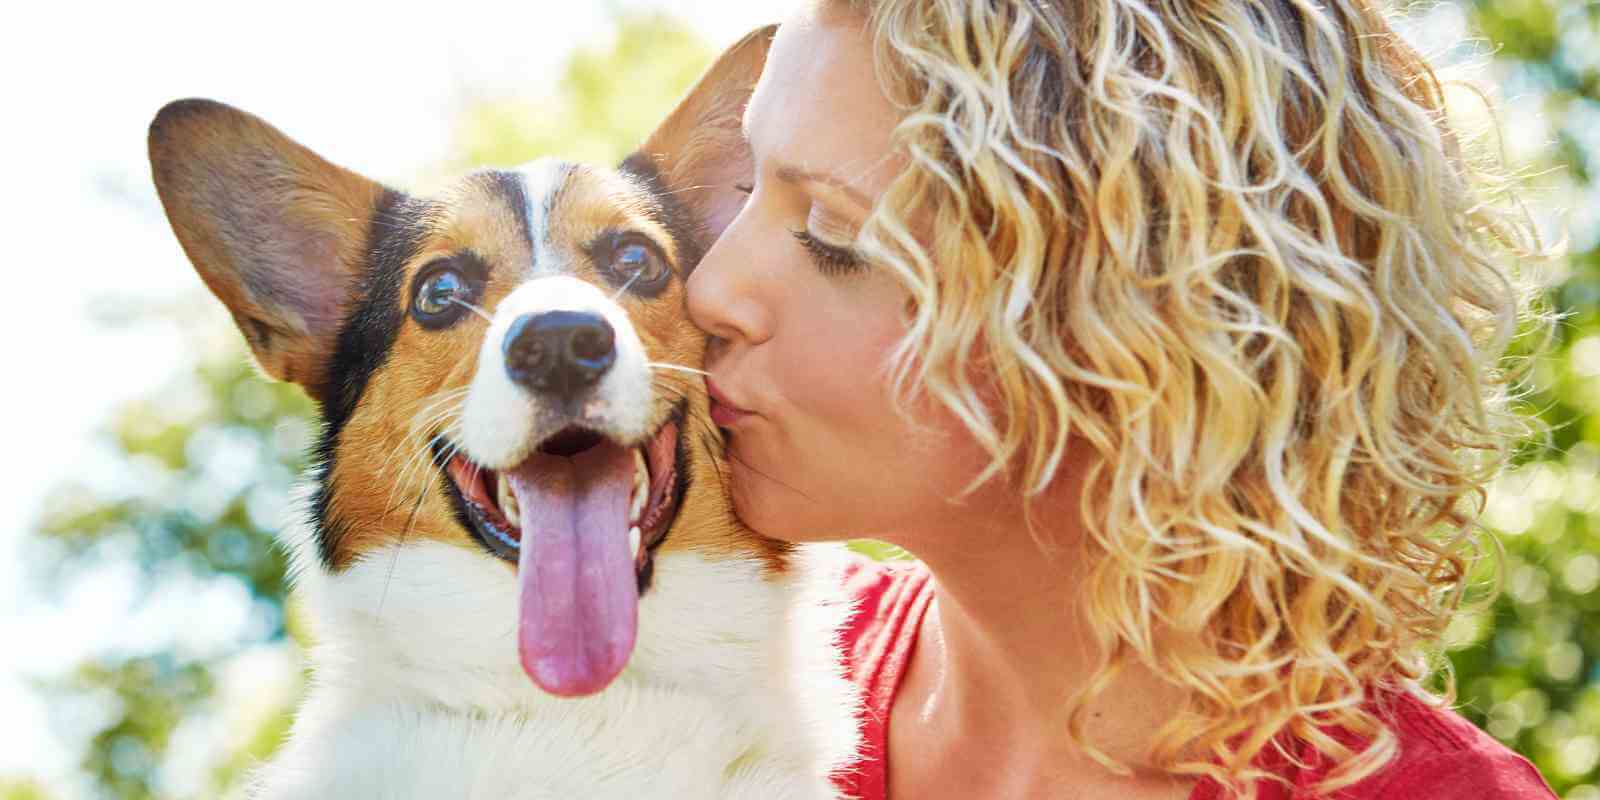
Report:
832,557,934,800
829,557,1555,800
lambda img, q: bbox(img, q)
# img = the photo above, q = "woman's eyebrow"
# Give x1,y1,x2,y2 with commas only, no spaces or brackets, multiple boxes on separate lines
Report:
774,164,873,211
741,107,874,211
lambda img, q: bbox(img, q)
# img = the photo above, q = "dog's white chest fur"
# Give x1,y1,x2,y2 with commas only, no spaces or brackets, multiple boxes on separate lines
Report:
247,532,860,800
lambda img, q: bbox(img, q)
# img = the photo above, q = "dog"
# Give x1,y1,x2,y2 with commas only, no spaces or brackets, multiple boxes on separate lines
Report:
148,26,859,799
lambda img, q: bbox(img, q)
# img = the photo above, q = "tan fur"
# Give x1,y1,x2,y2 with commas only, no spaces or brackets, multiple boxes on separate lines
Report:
148,29,855,798
544,166,678,264
308,164,786,572
151,22,784,589
441,174,538,273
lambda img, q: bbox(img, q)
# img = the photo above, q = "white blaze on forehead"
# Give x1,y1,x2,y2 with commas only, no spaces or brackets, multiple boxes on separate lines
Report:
458,275,654,470
512,157,576,277
514,157,680,272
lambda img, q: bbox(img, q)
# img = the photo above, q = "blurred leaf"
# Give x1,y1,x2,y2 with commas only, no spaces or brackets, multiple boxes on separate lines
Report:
0,778,54,800
442,14,712,171
1442,3,1600,794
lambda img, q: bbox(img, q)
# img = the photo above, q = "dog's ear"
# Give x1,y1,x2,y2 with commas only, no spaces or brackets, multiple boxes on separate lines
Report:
625,24,777,253
149,99,389,401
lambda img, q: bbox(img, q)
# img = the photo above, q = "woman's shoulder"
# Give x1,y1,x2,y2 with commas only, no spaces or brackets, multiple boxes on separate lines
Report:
1200,688,1556,799
1354,689,1555,798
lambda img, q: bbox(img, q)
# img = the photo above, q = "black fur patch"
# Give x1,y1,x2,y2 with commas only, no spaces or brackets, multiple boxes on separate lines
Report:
477,170,534,252
307,187,432,570
618,154,708,275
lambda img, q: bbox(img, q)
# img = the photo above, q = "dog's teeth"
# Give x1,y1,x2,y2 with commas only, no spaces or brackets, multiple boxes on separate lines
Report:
498,474,520,521
629,450,649,525
629,525,642,559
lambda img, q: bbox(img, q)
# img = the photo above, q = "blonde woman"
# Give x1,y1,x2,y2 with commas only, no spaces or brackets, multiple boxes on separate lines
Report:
683,0,1558,797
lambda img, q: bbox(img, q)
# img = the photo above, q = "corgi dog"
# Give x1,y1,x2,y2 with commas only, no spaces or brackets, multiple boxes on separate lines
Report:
148,27,858,800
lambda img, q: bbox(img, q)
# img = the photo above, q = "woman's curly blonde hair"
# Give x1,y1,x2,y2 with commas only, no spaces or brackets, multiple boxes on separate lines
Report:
832,0,1550,794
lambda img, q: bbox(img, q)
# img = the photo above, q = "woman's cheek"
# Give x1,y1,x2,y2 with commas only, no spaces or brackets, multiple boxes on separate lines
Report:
789,304,903,437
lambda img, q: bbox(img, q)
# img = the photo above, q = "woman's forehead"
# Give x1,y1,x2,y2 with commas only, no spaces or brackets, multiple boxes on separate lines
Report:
747,10,901,196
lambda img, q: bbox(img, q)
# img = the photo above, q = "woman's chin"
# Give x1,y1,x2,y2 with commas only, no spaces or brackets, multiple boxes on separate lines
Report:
729,473,839,544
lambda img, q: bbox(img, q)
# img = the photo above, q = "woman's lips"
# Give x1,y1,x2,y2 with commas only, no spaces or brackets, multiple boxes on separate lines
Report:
706,379,752,428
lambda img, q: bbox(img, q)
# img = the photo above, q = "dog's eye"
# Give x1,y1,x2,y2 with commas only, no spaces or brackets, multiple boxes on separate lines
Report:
416,269,465,315
412,265,472,328
616,243,654,276
600,234,671,298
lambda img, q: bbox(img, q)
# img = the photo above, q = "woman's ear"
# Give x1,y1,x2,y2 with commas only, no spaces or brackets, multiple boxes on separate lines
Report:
623,24,777,254
148,99,391,401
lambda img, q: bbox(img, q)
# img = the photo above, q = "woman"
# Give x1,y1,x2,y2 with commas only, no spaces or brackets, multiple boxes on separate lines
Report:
685,1,1557,797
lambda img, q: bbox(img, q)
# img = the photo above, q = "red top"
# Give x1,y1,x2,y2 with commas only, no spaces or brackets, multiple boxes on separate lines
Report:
832,557,1556,799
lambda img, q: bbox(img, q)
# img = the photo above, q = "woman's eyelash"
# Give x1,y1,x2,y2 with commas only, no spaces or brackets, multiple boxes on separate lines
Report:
732,180,863,275
791,229,865,276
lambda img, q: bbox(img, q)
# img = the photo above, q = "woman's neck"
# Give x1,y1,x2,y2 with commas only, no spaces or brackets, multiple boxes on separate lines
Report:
885,456,1195,795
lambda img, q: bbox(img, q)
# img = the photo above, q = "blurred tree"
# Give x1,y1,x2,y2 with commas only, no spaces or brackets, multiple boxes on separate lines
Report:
1440,3,1600,797
15,3,1600,799
441,13,711,171
0,779,53,800
25,313,312,799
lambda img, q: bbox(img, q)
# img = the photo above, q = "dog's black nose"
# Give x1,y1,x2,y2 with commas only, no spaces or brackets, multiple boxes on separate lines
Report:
503,311,616,398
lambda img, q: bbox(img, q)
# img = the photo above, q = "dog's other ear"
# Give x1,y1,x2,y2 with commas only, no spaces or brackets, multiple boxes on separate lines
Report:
625,24,776,254
149,99,388,401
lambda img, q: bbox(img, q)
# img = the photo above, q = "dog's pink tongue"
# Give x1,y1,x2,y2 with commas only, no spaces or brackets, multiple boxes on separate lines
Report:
507,442,638,697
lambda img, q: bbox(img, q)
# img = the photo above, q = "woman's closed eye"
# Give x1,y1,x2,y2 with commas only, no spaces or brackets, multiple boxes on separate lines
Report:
790,229,864,276
731,181,867,277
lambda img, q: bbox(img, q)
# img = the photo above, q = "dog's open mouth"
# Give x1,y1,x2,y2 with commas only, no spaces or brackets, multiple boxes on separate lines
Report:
443,423,680,581
433,417,683,697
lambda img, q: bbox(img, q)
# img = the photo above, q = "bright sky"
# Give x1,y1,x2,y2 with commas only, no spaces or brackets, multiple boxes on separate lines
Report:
0,0,786,793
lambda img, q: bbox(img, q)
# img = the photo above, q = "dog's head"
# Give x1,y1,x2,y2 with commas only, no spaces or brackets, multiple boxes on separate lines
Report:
149,27,779,698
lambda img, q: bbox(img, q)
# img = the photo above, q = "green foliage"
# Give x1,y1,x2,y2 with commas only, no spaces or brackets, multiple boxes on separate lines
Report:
0,778,54,800
442,14,712,171
60,657,214,800
22,311,312,799
1441,4,1600,795
18,3,1600,798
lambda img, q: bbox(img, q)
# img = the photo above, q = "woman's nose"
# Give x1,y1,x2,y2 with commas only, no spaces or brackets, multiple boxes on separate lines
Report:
687,213,772,348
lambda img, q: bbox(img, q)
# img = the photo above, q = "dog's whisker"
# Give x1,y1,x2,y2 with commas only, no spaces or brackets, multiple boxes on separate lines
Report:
397,414,464,469
647,385,739,501
448,297,495,323
386,420,460,516
647,182,716,197
647,362,710,377
387,388,470,511
384,437,437,512
386,449,437,517
404,405,461,449
406,407,464,452
392,425,451,505
377,482,430,617
673,410,739,504
408,387,471,431
610,270,642,302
